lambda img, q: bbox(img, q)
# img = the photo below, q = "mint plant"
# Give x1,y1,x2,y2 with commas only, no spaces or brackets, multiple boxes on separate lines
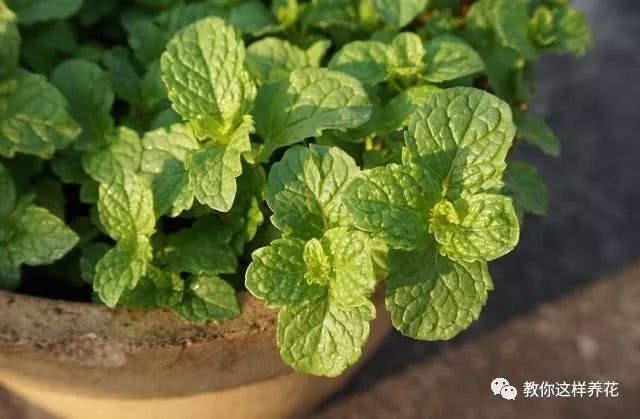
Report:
0,0,591,377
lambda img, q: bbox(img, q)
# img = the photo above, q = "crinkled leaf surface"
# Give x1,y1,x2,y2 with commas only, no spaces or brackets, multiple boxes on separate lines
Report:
97,170,155,241
429,194,519,262
141,123,199,217
405,87,516,198
277,298,374,377
267,145,360,240
186,116,253,211
246,37,330,85
0,70,80,158
254,68,372,159
386,240,493,340
345,162,441,250
161,17,255,138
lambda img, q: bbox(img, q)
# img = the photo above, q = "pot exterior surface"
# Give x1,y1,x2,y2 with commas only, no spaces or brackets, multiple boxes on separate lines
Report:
0,291,391,418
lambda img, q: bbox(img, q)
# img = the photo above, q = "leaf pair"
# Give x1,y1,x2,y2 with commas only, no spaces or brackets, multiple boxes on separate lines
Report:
246,146,378,376
344,87,520,340
329,32,484,87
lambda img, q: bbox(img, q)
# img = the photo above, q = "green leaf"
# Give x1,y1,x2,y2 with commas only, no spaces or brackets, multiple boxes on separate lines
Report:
530,6,592,56
83,127,142,184
272,0,298,27
246,237,325,307
160,17,256,139
246,37,330,85
429,194,519,262
423,35,485,83
141,123,199,217
9,205,78,266
372,0,428,28
101,47,142,106
94,235,152,308
466,0,537,60
51,59,114,151
177,275,240,323
0,70,80,158
376,85,439,134
386,240,493,340
120,265,184,309
7,0,82,24
328,40,395,87
267,145,360,240
344,162,441,250
503,161,548,216
405,87,516,198
97,170,155,241
254,68,372,159
160,217,237,276
277,298,374,377
513,109,560,156
390,32,425,78
0,2,20,79
0,161,16,217
186,116,253,212
228,1,278,36
317,227,376,307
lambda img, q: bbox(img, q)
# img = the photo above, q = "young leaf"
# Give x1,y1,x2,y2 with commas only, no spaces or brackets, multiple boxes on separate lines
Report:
161,17,256,139
0,70,80,158
94,235,152,308
266,145,360,240
246,237,326,307
328,40,395,87
405,87,516,198
423,35,485,83
177,275,241,324
513,109,560,156
372,0,428,28
466,0,537,60
254,68,372,159
344,162,441,250
429,194,520,262
141,123,199,217
386,240,493,340
7,0,82,25
82,127,142,184
246,37,330,85
503,161,548,216
97,170,155,241
390,32,425,78
186,116,253,212
51,59,114,151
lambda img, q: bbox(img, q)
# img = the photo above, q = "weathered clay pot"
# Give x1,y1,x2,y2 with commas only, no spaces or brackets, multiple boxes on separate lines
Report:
0,290,391,419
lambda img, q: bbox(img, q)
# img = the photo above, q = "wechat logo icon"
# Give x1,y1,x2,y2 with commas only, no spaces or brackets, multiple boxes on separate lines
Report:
491,377,517,400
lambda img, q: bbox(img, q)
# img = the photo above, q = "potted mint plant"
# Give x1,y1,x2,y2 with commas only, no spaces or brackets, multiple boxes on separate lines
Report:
0,0,591,418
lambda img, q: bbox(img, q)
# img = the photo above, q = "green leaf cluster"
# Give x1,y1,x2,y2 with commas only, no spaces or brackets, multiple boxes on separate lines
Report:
0,0,591,377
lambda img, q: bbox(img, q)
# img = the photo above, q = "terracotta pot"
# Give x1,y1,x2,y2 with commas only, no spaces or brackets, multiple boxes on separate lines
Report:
0,290,391,419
